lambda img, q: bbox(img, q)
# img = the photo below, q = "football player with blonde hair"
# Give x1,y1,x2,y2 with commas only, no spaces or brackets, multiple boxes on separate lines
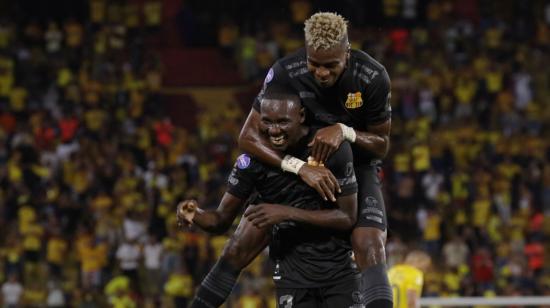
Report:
388,250,432,308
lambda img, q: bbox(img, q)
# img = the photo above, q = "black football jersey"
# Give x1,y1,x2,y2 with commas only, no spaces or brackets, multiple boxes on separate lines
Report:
253,48,391,164
227,131,359,288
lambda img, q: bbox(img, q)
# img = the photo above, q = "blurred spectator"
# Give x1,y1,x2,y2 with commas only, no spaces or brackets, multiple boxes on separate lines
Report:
0,0,548,303
442,234,470,269
143,235,163,305
1,273,23,308
104,275,136,308
471,247,495,293
115,239,141,293
46,280,66,308
164,266,193,308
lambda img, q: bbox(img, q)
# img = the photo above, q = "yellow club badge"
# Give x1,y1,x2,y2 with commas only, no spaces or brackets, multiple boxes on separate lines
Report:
345,92,363,109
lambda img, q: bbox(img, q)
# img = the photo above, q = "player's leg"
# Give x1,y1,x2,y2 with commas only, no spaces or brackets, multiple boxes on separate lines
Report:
191,217,270,308
352,164,392,308
319,278,362,308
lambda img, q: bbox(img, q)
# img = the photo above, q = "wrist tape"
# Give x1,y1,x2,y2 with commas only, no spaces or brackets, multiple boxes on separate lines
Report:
338,123,357,143
281,155,306,174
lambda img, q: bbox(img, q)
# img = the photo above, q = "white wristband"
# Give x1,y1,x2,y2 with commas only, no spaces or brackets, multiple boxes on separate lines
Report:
338,123,357,143
281,155,306,174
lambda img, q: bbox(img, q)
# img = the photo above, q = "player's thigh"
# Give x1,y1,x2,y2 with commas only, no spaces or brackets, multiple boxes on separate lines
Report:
221,215,270,269
276,288,318,308
354,164,387,231
321,278,362,308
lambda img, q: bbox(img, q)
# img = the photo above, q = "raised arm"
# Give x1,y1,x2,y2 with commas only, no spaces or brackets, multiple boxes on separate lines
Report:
177,192,245,235
356,118,391,158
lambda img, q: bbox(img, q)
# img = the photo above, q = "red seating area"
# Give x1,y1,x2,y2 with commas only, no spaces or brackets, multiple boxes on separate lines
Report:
163,94,198,131
161,48,243,87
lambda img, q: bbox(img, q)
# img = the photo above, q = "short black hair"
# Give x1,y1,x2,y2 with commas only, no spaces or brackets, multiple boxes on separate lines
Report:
262,84,301,104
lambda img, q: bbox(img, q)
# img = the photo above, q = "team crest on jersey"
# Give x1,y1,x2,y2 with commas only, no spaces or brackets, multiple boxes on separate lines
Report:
345,92,363,109
236,154,251,169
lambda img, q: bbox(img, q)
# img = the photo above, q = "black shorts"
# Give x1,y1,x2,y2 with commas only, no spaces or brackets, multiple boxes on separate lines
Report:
275,278,363,308
354,164,387,231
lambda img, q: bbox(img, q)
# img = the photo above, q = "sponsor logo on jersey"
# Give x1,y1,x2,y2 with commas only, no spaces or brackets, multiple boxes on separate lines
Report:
362,196,384,223
345,92,363,109
236,154,251,169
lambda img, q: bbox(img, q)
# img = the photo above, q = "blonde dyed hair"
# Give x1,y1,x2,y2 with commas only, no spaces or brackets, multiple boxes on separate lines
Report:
304,12,348,50
404,250,431,272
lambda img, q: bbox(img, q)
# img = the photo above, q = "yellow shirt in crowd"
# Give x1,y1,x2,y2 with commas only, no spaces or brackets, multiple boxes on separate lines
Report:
388,264,424,308
47,237,68,265
164,273,193,298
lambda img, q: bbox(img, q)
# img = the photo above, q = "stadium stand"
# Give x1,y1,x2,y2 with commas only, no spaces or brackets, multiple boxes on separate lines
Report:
0,0,549,307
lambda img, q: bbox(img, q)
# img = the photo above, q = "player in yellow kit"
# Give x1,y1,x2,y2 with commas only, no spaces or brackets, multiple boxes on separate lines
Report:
388,250,431,308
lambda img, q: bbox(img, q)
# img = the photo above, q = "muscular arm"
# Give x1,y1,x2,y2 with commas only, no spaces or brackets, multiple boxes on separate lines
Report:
245,193,357,231
309,118,391,163
179,193,245,235
238,108,282,167
354,118,391,159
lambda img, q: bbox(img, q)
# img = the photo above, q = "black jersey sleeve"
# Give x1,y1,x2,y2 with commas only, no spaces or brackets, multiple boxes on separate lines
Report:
252,61,290,112
226,154,261,199
362,68,392,127
325,142,357,196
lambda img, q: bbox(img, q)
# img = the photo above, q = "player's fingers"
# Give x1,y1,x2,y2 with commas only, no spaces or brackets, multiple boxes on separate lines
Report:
258,217,275,228
328,172,341,193
178,200,194,212
311,142,323,162
319,180,336,202
256,218,269,228
245,211,258,221
319,143,331,164
327,143,339,162
322,173,337,194
243,206,256,217
316,143,328,162
178,204,189,214
251,216,267,227
244,205,258,217
246,210,265,222
313,183,328,201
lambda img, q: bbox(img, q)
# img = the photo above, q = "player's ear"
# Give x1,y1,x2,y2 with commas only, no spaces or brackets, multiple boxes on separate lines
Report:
299,107,305,124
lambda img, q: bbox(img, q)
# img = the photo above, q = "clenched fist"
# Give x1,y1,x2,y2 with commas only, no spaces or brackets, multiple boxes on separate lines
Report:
176,200,198,227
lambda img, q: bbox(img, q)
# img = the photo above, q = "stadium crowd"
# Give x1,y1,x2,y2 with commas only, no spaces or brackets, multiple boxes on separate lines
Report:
0,0,549,307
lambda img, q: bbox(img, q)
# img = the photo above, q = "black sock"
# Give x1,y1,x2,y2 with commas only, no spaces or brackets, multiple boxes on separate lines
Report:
190,260,241,308
361,264,393,308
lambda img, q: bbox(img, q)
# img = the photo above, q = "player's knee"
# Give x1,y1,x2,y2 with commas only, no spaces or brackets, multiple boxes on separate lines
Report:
352,228,387,268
